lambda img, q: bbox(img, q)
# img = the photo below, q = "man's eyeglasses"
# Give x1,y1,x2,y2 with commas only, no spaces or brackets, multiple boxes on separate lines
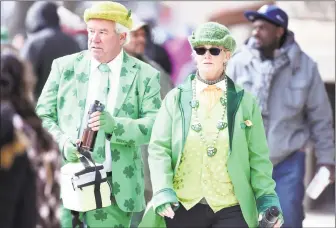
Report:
194,47,223,56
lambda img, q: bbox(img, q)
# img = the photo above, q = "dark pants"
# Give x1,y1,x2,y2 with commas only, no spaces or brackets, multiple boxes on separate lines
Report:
273,151,306,228
165,204,248,228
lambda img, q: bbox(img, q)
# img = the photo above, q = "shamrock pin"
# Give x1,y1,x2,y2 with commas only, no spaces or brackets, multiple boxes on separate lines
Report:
241,119,253,129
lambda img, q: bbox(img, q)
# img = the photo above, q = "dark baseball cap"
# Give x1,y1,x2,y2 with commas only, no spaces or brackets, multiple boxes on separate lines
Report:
244,5,288,29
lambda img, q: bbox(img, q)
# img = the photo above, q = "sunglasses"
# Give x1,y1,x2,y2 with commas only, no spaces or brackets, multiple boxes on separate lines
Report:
194,47,223,56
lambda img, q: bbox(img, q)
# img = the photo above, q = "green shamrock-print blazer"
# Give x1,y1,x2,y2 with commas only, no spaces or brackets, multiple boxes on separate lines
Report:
36,50,162,212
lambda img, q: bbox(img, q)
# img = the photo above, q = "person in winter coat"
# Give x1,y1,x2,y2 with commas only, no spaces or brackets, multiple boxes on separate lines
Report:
227,5,335,228
140,22,283,228
21,1,80,100
0,47,61,228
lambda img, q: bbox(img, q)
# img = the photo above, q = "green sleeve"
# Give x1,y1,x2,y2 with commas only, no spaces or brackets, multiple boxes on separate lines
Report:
248,98,282,215
147,90,179,212
36,60,69,154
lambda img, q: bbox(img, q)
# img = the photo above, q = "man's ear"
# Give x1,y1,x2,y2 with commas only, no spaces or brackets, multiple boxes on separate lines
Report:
119,32,127,45
276,27,285,39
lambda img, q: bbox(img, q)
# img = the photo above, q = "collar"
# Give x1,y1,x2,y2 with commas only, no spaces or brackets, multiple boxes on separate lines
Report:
91,49,124,72
196,78,226,95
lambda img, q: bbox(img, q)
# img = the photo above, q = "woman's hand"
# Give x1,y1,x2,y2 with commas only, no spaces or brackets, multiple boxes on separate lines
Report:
157,203,175,219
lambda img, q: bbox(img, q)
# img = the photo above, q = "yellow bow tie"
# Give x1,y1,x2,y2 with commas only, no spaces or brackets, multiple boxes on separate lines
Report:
200,85,223,111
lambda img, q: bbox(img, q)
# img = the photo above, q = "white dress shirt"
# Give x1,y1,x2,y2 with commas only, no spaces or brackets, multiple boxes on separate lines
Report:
79,50,124,172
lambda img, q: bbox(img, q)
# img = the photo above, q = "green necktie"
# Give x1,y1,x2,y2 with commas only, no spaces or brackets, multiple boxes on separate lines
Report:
93,64,111,162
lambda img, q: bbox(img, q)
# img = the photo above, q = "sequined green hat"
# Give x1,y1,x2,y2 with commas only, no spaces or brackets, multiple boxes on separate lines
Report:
188,22,236,52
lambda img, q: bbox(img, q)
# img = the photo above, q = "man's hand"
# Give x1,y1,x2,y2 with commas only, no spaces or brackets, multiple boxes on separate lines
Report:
157,203,175,219
64,139,80,162
88,111,115,133
317,164,335,183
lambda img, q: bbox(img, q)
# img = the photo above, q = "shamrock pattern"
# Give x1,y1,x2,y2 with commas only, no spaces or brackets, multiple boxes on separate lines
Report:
48,81,59,94
122,85,131,93
145,85,151,94
78,99,86,110
143,77,150,87
111,149,120,162
152,97,161,109
138,124,148,136
120,67,128,77
59,96,65,110
63,69,74,81
114,123,125,136
143,77,151,94
122,103,135,116
94,209,108,221
77,72,89,83
124,198,135,211
112,182,120,195
126,140,135,148
114,225,125,228
97,147,105,158
123,165,134,178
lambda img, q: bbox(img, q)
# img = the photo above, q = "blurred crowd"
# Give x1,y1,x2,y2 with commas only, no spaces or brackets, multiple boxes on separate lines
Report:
0,1,335,228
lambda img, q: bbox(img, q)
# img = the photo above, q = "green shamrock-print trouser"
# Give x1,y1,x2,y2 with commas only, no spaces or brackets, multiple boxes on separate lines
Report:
61,178,132,228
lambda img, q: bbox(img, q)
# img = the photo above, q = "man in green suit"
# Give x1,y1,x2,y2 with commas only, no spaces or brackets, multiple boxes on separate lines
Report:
36,2,161,227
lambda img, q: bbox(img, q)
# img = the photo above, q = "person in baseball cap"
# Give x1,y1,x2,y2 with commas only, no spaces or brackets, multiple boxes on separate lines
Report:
228,4,336,228
244,4,288,30
243,4,289,58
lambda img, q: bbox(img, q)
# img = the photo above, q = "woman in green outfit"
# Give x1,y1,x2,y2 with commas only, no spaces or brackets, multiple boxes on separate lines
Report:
140,22,283,228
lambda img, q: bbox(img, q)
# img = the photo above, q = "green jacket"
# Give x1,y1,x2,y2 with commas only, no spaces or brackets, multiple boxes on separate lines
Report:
139,74,282,227
36,50,162,212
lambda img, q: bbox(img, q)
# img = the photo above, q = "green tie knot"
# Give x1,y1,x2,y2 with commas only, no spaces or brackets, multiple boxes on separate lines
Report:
98,64,111,73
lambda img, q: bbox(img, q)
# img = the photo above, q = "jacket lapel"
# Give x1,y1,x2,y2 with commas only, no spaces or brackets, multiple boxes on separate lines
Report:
178,74,194,146
113,51,138,116
227,76,244,152
74,51,91,124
